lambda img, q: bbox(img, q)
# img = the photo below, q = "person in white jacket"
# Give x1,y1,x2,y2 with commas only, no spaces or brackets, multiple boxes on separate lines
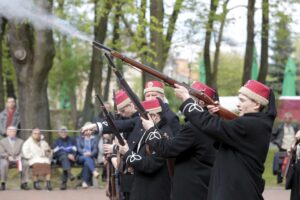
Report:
22,128,53,190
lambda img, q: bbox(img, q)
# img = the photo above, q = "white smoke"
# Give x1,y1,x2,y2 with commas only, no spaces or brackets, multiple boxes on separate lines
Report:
0,0,93,43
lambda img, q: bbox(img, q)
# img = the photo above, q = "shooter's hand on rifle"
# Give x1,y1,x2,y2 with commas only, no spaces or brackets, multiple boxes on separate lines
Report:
207,101,220,114
118,140,129,155
141,113,155,131
174,83,191,102
103,143,115,154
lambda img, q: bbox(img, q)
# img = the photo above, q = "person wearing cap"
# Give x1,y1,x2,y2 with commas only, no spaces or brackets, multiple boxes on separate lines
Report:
52,126,77,190
81,90,173,199
140,81,216,200
102,89,139,200
0,126,30,190
174,80,277,200
144,80,181,136
117,98,172,200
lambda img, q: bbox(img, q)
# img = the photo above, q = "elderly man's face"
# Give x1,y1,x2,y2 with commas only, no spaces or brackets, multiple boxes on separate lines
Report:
32,129,41,140
6,127,17,138
58,130,68,139
284,113,293,124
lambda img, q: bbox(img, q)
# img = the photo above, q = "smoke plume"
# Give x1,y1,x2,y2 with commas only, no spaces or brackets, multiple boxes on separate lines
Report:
0,0,93,42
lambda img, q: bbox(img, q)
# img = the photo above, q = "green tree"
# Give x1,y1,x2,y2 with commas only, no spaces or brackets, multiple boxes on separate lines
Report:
268,11,294,95
217,52,244,96
121,0,184,81
82,0,112,123
0,18,6,109
49,0,91,128
242,0,256,84
257,0,269,83
203,0,219,88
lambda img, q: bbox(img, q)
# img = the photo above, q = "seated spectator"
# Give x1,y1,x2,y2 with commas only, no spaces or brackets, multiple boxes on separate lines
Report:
271,112,298,183
53,126,76,190
76,122,99,188
0,126,30,190
22,128,53,191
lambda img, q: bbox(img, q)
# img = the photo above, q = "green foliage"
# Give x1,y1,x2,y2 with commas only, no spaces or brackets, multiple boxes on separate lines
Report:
2,40,17,97
48,0,92,110
293,38,300,94
49,40,90,109
268,11,294,96
263,148,278,187
217,52,244,96
164,86,182,114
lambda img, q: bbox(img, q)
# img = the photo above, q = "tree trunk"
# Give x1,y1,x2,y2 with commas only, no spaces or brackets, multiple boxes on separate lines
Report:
5,73,15,98
82,0,112,123
69,88,77,129
212,0,229,89
242,0,256,84
7,0,55,141
150,0,164,71
0,18,7,110
104,1,122,101
258,0,269,84
204,0,219,86
138,0,150,93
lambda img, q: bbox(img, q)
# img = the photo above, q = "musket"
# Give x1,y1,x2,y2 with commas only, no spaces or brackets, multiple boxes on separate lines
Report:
103,137,118,200
104,53,149,120
104,53,175,177
93,41,238,120
96,94,125,146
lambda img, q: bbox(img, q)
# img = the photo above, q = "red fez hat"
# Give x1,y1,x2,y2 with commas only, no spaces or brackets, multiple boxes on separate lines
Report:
191,81,216,98
239,80,270,106
115,90,131,109
142,99,162,114
144,81,164,94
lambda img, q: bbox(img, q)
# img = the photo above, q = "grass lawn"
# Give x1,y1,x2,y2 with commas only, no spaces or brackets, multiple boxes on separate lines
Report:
263,148,285,188
5,167,106,190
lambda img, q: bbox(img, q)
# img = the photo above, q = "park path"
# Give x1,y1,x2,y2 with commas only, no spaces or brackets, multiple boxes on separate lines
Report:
0,187,290,200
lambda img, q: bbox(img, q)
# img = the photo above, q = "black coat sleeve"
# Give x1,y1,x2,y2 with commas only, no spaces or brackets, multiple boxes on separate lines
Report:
101,118,137,134
145,124,195,158
180,98,246,148
123,150,166,174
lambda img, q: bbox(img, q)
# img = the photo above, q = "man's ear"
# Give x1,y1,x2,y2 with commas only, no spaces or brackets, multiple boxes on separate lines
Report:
253,102,261,111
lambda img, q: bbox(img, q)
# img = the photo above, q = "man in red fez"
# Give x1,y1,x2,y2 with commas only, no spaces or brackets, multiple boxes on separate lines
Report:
141,81,216,200
117,98,172,200
144,80,181,136
174,80,277,200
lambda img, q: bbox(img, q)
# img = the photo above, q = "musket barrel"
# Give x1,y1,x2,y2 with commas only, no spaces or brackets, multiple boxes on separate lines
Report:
93,41,238,120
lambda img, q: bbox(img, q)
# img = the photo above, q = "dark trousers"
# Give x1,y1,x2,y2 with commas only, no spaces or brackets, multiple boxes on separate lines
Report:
57,154,74,182
77,156,96,183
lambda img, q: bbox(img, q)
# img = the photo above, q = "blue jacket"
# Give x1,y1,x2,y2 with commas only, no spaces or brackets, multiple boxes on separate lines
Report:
53,136,77,158
75,135,98,159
